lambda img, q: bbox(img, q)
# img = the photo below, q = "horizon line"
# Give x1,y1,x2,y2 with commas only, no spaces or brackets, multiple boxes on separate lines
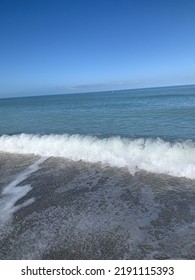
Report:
0,83,195,100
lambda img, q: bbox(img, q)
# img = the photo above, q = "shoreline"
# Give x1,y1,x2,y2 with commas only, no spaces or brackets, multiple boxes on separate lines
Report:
0,153,195,259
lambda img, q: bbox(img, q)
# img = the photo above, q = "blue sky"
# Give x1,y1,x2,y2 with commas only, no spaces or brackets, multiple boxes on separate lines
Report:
0,0,195,97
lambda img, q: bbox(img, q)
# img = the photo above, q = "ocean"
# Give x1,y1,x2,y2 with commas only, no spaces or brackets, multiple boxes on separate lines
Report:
0,85,195,259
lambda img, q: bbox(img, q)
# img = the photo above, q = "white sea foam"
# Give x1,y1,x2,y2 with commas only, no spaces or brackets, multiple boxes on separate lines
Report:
0,134,195,179
0,157,46,231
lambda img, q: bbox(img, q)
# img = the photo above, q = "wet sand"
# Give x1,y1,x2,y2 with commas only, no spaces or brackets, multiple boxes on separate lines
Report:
0,152,195,259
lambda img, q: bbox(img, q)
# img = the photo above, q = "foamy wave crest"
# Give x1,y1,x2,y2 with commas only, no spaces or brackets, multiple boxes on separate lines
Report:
0,134,195,179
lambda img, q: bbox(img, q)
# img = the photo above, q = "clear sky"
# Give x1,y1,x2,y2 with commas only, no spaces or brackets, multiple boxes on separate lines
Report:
0,0,195,97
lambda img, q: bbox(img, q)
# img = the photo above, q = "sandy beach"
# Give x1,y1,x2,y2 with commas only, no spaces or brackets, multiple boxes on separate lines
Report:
0,152,195,259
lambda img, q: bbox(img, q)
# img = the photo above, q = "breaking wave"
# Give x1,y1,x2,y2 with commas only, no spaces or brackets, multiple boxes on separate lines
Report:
0,134,195,179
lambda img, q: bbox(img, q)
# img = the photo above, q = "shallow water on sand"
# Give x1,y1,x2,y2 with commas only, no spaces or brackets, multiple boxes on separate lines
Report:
0,153,195,259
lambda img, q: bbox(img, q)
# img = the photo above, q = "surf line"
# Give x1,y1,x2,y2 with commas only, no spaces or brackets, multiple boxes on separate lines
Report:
0,157,48,229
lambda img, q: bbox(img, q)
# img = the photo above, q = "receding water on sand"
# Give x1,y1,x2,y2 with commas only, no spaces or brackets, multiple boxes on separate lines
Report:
0,155,47,234
0,153,195,259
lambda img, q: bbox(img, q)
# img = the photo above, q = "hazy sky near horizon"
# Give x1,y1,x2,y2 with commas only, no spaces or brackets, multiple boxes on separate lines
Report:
0,0,195,97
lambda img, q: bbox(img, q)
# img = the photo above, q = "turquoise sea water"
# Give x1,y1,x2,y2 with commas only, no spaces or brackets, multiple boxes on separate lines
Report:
0,85,195,139
0,85,195,259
